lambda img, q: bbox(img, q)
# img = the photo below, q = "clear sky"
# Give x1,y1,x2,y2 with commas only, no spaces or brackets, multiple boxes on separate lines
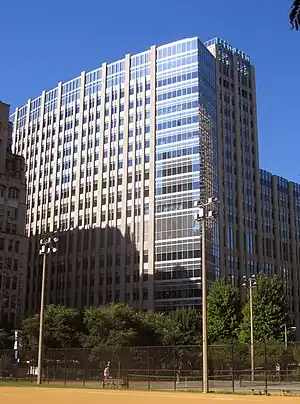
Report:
1,0,299,182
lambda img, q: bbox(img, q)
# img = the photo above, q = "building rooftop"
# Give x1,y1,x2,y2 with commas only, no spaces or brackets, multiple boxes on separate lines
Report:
204,37,250,62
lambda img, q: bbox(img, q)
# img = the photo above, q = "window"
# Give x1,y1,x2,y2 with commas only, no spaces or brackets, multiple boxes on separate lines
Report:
7,206,18,219
0,185,5,197
6,257,12,270
8,187,20,199
8,240,13,252
6,223,17,234
15,241,20,253
13,259,18,270
0,238,4,250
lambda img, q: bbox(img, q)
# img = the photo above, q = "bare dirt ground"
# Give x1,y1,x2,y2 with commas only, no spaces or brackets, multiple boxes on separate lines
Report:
1,387,300,404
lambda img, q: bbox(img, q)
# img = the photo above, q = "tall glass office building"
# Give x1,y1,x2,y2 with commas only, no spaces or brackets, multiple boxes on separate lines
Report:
12,37,219,315
12,36,300,335
154,40,218,310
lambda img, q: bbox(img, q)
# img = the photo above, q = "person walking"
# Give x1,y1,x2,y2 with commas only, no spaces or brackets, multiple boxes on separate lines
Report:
176,366,181,384
103,361,111,385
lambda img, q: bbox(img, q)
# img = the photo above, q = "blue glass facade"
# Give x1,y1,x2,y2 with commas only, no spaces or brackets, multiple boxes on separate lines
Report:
154,38,218,311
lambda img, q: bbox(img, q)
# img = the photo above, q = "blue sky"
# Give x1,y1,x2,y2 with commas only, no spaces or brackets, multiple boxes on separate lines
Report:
1,0,299,182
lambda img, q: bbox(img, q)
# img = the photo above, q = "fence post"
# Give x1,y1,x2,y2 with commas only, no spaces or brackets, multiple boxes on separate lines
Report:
83,350,86,387
43,349,46,384
199,345,202,391
232,343,235,393
147,346,150,390
64,348,67,387
173,348,176,391
264,342,268,394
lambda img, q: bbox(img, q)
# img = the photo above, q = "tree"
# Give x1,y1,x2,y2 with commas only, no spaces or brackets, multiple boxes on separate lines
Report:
207,279,241,344
238,275,288,343
139,309,202,373
169,308,202,345
290,0,300,30
0,329,13,349
82,304,158,348
141,311,179,346
22,304,83,350
142,308,201,346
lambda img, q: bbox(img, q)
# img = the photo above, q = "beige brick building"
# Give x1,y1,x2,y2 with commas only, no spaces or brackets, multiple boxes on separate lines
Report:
0,101,28,328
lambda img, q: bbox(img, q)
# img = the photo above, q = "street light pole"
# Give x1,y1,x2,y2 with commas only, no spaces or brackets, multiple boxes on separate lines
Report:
37,253,46,385
201,217,208,394
36,236,58,385
227,274,235,287
194,197,218,394
284,324,288,350
249,277,254,383
243,275,256,383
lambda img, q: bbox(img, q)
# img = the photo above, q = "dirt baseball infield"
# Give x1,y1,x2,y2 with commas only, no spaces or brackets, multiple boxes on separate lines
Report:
1,387,300,404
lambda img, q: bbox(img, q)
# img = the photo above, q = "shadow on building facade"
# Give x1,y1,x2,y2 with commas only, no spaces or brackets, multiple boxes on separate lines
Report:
24,225,153,318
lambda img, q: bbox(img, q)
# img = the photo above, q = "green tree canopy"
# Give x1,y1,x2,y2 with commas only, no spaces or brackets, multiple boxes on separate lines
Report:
141,311,179,346
238,275,288,343
207,279,241,343
19,280,290,353
22,304,83,350
83,305,201,348
169,308,202,345
142,308,202,346
82,304,159,348
0,329,13,349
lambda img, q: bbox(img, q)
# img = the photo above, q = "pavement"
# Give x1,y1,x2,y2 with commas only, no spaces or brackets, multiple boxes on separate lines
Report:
34,378,300,394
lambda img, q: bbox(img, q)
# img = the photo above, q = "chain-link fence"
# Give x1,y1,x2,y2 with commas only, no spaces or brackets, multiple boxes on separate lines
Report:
1,343,300,394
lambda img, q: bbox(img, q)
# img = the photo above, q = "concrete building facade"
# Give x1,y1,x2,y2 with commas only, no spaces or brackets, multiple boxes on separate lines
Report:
11,37,300,333
12,38,219,316
0,101,28,328
207,38,300,335
206,38,263,282
260,170,300,332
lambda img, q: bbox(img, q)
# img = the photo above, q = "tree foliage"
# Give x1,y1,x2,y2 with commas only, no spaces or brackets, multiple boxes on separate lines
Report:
83,304,158,348
0,329,13,349
22,304,83,350
169,308,202,345
207,279,241,343
141,311,180,346
20,276,291,350
239,275,288,343
290,0,300,30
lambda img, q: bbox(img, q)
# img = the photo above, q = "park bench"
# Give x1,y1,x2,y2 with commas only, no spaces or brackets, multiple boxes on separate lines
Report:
251,388,268,395
102,378,127,389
